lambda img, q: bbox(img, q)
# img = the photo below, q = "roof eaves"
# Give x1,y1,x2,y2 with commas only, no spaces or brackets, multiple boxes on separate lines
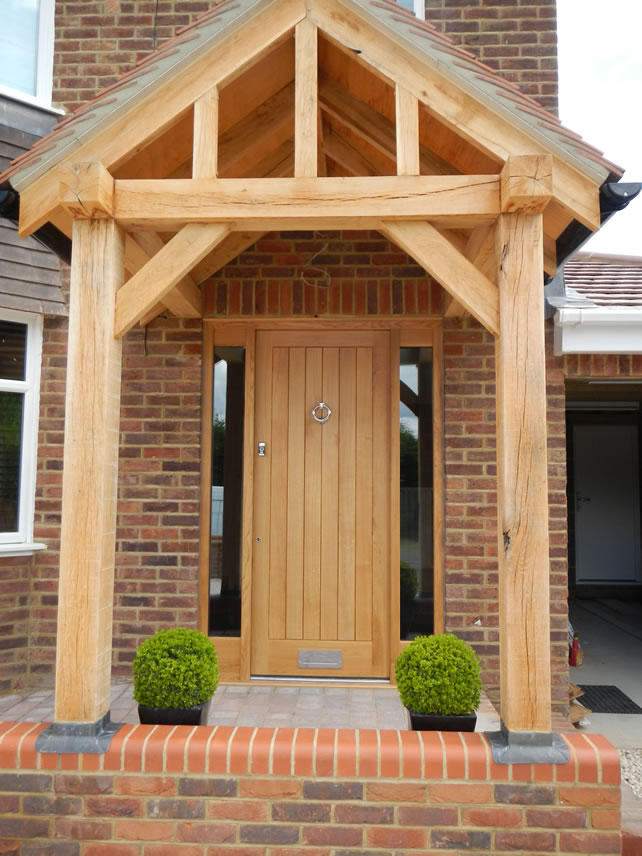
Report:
6,0,273,192
348,0,619,186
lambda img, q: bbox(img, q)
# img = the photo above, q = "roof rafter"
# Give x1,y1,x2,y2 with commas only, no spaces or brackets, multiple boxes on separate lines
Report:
309,0,601,231
17,0,307,236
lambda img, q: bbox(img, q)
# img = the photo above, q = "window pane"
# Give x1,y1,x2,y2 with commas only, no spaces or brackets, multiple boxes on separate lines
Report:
0,320,27,381
209,347,245,636
0,0,39,96
400,347,433,639
0,391,24,533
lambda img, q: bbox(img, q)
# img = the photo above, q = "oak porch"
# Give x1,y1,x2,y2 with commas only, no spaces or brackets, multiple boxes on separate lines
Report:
9,0,611,752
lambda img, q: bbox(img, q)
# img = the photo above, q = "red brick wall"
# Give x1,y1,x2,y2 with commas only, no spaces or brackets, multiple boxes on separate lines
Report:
203,232,442,318
443,318,570,713
53,1,214,110
0,722,622,854
425,0,558,113
51,1,558,114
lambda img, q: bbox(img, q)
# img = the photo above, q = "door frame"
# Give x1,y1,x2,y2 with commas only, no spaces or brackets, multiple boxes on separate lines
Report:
198,318,444,681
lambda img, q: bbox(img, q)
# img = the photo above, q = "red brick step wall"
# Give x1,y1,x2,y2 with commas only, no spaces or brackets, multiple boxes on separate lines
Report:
0,722,622,854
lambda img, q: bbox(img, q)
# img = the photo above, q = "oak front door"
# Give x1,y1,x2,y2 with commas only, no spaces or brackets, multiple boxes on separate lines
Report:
251,330,390,677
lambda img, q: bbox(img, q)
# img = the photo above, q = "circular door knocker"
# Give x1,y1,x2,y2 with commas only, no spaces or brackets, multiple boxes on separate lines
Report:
312,402,332,424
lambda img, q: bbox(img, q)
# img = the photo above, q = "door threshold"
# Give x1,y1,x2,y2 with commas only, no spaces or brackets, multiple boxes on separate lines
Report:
250,675,393,686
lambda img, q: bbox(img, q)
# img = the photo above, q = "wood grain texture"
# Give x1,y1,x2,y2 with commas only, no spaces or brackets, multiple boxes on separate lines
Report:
310,0,602,231
295,20,318,177
54,218,124,723
113,175,500,229
17,0,306,236
395,86,419,176
380,219,499,336
251,330,390,676
58,160,114,219
114,223,229,337
501,155,552,214
495,212,552,732
193,87,219,179
239,326,256,681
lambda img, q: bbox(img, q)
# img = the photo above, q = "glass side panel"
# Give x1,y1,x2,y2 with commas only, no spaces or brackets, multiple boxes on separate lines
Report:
400,347,433,639
209,347,245,636
0,391,24,533
0,320,27,381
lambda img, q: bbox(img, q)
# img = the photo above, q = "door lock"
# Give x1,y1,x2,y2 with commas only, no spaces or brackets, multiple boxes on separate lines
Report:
258,442,266,456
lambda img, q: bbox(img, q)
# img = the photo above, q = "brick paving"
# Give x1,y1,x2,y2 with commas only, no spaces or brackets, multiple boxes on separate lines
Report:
0,681,501,731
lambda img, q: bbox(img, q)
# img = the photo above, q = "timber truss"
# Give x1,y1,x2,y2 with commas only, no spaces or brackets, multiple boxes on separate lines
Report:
5,0,622,741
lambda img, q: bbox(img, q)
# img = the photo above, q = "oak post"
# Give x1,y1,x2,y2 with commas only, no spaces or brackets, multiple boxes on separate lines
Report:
495,211,552,733
54,217,125,724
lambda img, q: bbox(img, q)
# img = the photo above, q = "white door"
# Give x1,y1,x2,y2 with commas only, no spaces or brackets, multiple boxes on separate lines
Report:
573,422,641,583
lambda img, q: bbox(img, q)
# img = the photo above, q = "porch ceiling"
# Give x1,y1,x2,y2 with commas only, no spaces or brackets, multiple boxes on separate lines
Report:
0,0,623,329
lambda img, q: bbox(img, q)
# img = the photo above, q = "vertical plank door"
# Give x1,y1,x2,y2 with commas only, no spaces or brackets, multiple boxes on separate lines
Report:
251,330,390,677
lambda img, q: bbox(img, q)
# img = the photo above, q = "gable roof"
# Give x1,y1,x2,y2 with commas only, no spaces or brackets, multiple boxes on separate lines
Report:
1,0,623,195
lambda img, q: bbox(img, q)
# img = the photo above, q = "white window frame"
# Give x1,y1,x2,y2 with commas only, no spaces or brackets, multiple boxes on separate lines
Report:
396,0,425,20
0,308,45,555
0,0,56,108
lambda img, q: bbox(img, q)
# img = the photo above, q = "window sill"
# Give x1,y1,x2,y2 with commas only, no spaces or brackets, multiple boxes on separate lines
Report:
0,542,47,558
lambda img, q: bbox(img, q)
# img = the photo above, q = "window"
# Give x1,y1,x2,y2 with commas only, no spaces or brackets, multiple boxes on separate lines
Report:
396,0,425,20
0,309,43,553
0,0,55,106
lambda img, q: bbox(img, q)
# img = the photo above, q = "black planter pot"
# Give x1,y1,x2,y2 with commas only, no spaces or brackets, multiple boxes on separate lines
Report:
408,710,477,732
138,698,211,726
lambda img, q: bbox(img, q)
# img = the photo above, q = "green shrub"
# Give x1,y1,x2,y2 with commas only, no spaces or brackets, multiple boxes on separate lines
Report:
395,633,481,715
400,561,418,601
133,628,219,709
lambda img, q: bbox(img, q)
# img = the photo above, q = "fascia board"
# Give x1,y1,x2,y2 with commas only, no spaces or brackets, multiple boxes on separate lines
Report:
554,307,642,355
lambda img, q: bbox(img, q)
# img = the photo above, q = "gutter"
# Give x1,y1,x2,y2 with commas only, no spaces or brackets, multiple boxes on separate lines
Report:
554,182,642,274
0,183,72,265
554,306,642,356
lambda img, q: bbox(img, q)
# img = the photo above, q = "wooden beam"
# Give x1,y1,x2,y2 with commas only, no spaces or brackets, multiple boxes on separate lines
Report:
310,0,602,231
295,20,318,177
244,141,294,179
113,175,500,229
190,231,264,284
444,224,497,317
218,83,294,178
193,87,219,179
501,155,552,214
129,231,202,319
59,161,114,219
55,218,125,723
114,223,230,337
379,219,499,336
395,86,419,176
17,0,306,236
495,212,551,733
319,76,451,176
322,125,381,176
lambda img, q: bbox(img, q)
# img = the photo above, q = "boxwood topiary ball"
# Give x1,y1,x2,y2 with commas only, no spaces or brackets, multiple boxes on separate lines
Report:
395,633,481,716
133,628,219,709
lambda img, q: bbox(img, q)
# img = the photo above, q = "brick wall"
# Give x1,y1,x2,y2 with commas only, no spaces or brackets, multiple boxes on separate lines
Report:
202,232,442,318
53,0,214,111
0,722,622,853
443,317,570,713
52,1,558,115
425,0,558,113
